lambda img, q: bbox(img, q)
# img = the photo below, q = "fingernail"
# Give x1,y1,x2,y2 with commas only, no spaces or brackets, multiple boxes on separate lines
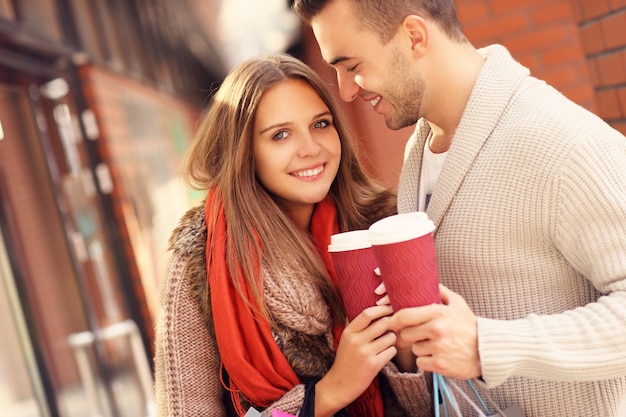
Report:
374,283,385,295
376,295,390,305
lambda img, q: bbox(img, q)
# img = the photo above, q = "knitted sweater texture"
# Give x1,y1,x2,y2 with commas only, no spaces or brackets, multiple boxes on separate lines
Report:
154,204,432,416
398,44,626,416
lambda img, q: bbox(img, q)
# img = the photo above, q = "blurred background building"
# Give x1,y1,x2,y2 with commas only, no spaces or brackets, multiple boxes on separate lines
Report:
0,0,624,416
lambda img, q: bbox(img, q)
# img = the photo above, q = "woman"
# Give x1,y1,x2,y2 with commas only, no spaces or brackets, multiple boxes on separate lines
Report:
154,54,431,417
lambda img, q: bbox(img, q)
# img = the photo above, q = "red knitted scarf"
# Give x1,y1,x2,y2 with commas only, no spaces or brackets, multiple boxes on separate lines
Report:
205,189,384,416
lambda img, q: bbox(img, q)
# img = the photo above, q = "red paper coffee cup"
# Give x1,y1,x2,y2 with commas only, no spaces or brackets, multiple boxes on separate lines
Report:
328,230,381,321
368,212,439,310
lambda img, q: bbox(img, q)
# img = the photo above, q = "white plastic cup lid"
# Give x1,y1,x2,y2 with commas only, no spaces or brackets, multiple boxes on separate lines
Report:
328,230,371,252
368,212,435,245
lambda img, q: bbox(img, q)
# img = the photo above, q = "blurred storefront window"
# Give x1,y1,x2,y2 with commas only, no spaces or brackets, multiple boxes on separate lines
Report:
0,74,154,417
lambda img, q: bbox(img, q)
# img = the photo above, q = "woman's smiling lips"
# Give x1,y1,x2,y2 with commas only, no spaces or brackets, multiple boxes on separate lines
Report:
290,163,326,180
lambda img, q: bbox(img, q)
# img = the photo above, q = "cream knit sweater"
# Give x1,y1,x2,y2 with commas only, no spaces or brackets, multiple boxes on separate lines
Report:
398,44,626,416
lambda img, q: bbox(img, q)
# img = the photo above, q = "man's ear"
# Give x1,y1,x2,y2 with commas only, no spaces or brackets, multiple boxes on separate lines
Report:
401,15,429,57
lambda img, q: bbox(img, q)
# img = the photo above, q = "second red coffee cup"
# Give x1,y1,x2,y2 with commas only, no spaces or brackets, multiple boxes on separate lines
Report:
368,212,440,311
328,230,381,321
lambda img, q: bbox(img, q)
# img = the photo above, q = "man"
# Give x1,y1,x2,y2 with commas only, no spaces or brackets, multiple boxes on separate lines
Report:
292,0,626,415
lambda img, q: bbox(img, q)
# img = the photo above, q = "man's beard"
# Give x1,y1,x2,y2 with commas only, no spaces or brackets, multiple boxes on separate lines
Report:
383,49,424,130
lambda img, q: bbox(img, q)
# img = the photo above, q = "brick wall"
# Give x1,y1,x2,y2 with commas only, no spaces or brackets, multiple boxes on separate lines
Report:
572,0,626,134
457,0,596,111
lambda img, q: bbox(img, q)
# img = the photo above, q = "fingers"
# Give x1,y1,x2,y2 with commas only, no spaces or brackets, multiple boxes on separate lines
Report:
348,304,393,331
388,305,433,332
385,291,481,379
320,331,397,413
406,335,479,378
376,294,390,306
343,305,397,355
374,281,390,306
334,307,397,379
370,329,397,359
439,283,453,305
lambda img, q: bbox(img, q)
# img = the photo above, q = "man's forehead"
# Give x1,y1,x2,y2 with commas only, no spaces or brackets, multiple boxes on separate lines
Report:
309,0,359,59
311,27,346,66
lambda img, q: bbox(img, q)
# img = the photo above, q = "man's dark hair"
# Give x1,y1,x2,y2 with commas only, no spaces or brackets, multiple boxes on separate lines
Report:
293,0,466,44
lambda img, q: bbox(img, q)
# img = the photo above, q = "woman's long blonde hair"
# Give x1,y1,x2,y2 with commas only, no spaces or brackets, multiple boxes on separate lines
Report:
183,54,396,324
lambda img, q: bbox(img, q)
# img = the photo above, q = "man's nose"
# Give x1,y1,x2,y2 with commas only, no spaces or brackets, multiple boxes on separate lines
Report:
336,71,360,102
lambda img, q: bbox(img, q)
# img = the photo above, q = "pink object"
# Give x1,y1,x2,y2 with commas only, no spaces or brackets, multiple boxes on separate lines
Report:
272,410,297,417
328,230,381,321
368,212,440,310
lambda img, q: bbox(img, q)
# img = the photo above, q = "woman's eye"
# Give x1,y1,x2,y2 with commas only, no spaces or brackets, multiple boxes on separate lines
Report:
313,119,330,129
272,130,288,141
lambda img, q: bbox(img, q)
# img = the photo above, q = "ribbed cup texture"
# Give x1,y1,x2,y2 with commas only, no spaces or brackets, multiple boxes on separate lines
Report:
330,247,381,321
372,233,440,310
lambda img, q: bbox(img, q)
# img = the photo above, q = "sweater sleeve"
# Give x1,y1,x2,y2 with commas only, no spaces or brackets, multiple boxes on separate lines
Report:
381,362,433,416
154,251,227,417
260,384,306,416
262,365,433,417
478,132,626,387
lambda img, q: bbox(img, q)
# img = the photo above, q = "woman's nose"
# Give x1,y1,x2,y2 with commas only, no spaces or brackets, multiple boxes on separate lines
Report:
297,132,322,157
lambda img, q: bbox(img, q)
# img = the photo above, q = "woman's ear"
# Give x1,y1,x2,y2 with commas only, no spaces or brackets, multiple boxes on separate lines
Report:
401,15,429,57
